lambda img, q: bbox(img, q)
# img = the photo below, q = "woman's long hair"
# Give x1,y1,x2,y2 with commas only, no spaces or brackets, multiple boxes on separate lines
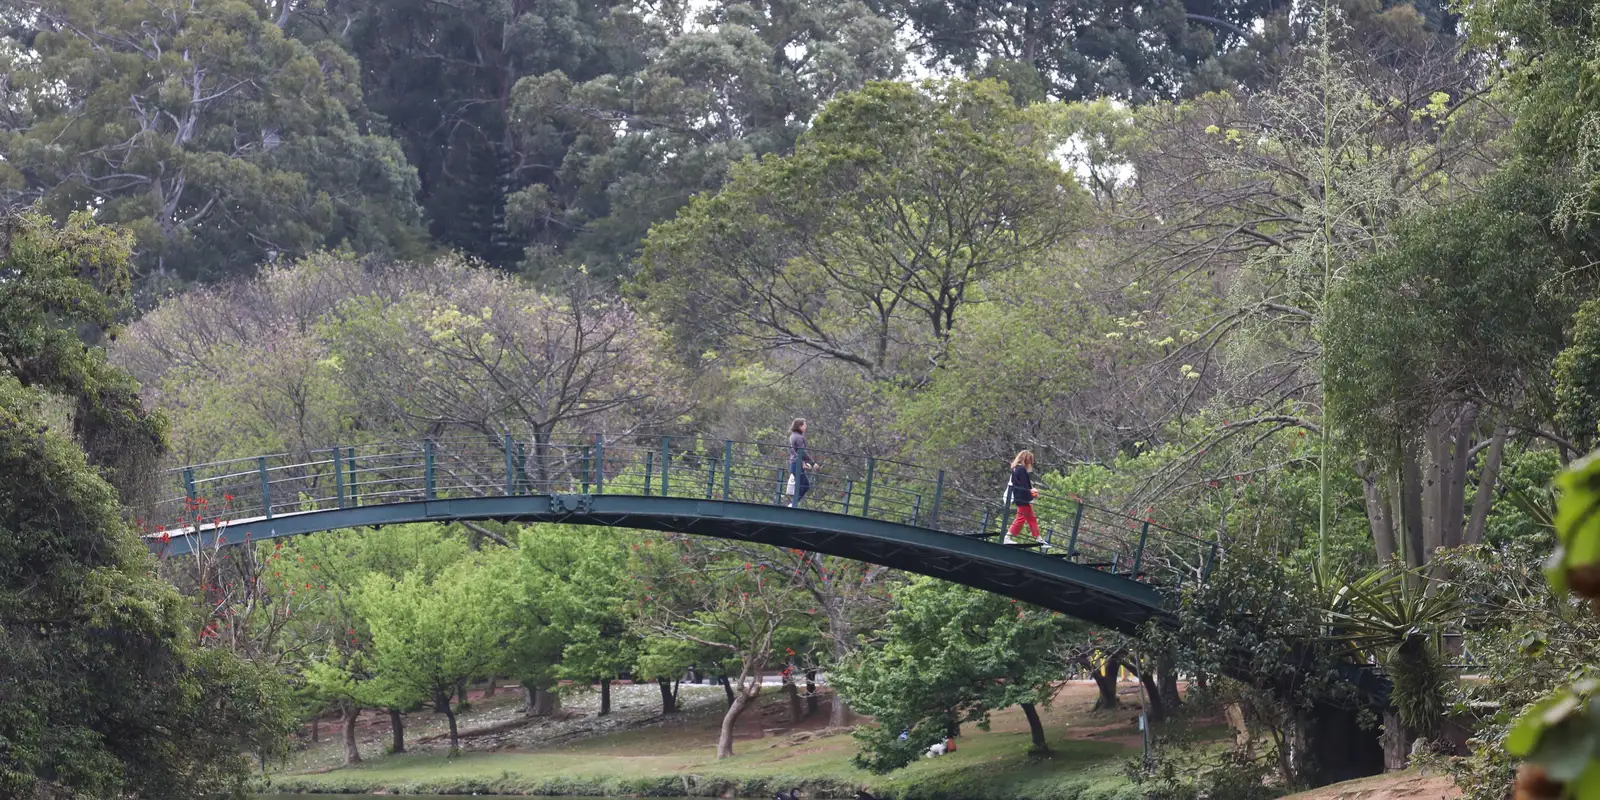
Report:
791,418,806,433
1010,450,1034,470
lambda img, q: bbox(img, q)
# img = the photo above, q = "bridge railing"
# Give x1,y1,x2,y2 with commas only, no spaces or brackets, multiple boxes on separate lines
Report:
143,436,1218,590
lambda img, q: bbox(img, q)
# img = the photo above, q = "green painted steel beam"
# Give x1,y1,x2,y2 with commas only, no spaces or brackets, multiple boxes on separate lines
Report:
143,494,1170,633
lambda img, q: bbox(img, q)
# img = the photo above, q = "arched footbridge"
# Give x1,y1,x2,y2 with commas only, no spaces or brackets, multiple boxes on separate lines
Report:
142,436,1219,634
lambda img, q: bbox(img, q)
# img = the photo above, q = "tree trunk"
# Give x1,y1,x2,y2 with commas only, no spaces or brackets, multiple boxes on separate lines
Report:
341,703,362,765
1421,412,1447,570
1464,426,1509,546
1401,446,1426,574
829,689,853,727
599,678,611,716
1157,656,1182,711
1441,404,1480,551
1139,669,1166,723
438,691,460,751
483,676,497,697
717,685,756,759
523,686,535,715
720,675,735,707
310,716,319,743
1092,654,1121,711
658,677,679,714
806,669,819,715
1020,702,1048,752
1382,709,1413,771
534,686,560,716
1225,702,1253,758
389,707,405,754
785,679,804,724
1360,464,1398,563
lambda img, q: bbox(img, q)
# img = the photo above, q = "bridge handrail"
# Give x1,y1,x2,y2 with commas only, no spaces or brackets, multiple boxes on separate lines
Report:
143,435,1219,587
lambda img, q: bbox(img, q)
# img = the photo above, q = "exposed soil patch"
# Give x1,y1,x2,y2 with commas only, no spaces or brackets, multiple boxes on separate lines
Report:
1287,772,1461,800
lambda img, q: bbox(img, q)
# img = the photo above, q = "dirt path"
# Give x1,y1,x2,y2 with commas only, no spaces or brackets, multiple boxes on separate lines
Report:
1286,772,1460,800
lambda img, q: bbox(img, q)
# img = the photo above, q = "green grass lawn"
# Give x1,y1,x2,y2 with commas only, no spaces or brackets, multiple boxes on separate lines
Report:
267,682,1153,798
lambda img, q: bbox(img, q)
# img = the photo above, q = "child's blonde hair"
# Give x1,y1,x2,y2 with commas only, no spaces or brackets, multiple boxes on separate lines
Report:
1010,450,1034,470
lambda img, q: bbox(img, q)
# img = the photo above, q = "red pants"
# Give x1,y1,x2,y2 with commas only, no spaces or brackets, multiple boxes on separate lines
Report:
1008,504,1040,538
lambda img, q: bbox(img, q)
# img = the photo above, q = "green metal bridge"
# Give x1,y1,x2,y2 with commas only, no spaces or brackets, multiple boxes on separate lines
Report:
141,436,1218,633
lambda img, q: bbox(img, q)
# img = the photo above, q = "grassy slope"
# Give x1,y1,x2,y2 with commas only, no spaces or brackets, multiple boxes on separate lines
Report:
268,682,1150,798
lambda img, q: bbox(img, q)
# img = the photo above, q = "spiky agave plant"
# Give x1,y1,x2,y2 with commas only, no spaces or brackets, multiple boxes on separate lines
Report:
1321,564,1466,735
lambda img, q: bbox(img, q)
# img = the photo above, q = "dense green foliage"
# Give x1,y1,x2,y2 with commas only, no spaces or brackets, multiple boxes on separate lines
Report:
1,0,425,290
833,580,1072,772
14,0,1600,791
0,212,293,797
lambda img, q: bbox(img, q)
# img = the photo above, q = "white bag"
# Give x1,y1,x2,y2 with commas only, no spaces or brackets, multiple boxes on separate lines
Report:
786,474,796,496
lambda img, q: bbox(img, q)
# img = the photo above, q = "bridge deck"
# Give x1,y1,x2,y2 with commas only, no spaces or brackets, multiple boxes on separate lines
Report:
142,436,1219,633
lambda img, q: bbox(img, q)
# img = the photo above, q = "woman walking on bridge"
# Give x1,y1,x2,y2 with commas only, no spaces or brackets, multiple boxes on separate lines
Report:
788,419,817,508
1006,450,1041,543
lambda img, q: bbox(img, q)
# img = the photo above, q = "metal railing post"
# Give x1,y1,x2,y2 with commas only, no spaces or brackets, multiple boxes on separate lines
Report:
348,448,358,506
581,446,592,493
504,434,516,496
929,470,945,528
258,457,273,520
979,508,991,536
841,479,853,514
333,447,345,509
910,494,922,526
704,450,716,499
183,467,197,509
1067,502,1084,557
660,436,671,497
644,450,654,495
1132,521,1150,576
424,440,436,501
722,440,733,500
594,436,605,494
1202,542,1219,581
861,457,875,517
774,467,787,505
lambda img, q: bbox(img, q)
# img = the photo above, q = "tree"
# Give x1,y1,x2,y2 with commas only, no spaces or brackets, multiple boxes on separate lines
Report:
303,649,424,763
1555,298,1600,451
287,524,472,762
639,79,1088,379
832,578,1071,773
358,553,516,750
883,0,1277,102
324,259,684,467
1,0,424,288
1325,170,1587,576
1498,453,1600,799
885,0,1470,104
505,0,900,282
520,526,639,716
630,537,805,758
0,209,294,797
313,0,630,270
1150,542,1374,788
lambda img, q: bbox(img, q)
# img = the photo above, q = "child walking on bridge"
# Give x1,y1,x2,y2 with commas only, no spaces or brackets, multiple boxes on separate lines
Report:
1006,450,1041,544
